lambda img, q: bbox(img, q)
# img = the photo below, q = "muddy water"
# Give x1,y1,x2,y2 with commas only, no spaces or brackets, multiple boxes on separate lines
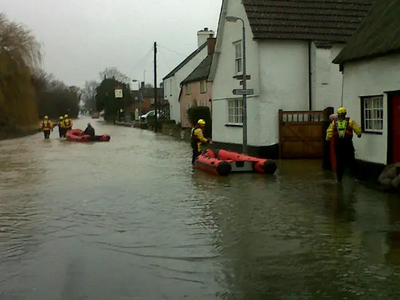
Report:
0,117,400,299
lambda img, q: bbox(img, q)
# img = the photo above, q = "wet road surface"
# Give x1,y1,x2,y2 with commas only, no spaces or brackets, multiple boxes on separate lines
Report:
1,117,400,299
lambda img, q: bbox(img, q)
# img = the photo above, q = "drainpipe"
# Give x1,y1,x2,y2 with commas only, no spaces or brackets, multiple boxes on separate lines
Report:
308,41,313,111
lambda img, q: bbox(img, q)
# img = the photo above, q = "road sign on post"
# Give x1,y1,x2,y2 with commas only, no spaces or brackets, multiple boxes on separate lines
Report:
232,89,254,96
115,85,123,98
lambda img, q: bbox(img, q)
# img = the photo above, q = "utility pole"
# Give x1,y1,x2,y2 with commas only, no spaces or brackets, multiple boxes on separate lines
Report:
241,21,247,154
154,41,158,133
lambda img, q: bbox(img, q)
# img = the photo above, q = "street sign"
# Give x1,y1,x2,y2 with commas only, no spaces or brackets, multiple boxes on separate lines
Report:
115,85,123,98
232,89,254,95
233,74,251,80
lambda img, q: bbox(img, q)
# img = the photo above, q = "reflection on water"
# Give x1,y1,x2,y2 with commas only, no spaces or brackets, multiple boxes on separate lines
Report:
0,117,400,299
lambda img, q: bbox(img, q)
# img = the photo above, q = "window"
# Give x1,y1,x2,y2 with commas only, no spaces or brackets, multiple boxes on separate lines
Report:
200,80,207,93
227,98,243,124
234,42,242,74
185,83,191,95
199,101,205,106
362,95,384,133
187,103,192,110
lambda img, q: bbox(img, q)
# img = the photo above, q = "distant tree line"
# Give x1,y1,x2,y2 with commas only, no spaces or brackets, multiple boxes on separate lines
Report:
0,13,79,130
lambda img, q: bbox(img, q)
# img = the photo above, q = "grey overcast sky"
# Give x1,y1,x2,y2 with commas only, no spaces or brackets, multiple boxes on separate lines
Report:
1,0,222,88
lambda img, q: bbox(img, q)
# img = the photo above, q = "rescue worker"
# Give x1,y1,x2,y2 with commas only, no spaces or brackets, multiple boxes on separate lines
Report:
83,123,95,138
57,116,64,138
191,119,212,164
39,116,54,139
63,114,73,135
326,107,362,182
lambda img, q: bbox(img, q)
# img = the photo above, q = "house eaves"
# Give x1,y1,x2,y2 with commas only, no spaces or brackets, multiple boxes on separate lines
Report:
163,42,208,80
333,0,400,65
181,54,213,85
243,0,375,42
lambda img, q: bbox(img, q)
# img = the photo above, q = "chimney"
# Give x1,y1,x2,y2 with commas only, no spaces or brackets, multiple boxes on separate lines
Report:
207,34,216,55
197,27,214,47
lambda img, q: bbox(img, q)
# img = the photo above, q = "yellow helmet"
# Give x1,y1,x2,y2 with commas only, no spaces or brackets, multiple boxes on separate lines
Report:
44,116,49,119
337,107,347,115
197,119,206,126
64,114,69,118
59,116,64,120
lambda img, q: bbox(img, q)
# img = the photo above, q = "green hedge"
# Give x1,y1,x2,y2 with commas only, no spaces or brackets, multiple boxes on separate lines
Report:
187,106,212,138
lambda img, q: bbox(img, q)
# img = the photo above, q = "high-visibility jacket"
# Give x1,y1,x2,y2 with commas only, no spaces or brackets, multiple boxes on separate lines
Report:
63,118,73,128
58,120,64,128
191,126,209,152
326,117,361,141
40,120,53,131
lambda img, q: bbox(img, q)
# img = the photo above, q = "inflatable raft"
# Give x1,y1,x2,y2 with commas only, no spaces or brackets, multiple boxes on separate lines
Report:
195,149,277,176
66,129,111,142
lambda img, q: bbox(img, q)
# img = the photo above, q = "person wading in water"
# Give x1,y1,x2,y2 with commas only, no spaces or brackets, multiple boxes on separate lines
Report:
326,107,362,182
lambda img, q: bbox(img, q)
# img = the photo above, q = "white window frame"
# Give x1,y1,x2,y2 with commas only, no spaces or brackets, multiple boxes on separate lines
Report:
187,103,192,110
200,80,207,93
227,98,243,125
361,95,384,133
234,41,243,75
199,101,205,107
185,83,191,95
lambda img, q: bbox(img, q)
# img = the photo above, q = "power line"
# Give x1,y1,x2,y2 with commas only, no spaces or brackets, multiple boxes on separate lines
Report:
130,46,154,75
157,44,190,58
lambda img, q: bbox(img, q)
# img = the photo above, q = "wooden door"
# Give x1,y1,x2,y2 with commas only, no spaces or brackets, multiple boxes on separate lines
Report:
392,95,400,163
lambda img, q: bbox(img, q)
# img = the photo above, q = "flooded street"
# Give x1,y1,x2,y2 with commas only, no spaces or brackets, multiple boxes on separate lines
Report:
1,117,400,299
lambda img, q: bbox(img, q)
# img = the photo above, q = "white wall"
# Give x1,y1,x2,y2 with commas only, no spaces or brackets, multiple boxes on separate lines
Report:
257,40,310,146
312,43,344,111
163,46,208,124
212,0,262,145
342,53,400,164
212,0,349,148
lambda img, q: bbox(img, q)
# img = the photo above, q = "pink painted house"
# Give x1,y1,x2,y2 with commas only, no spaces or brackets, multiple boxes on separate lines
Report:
179,36,215,128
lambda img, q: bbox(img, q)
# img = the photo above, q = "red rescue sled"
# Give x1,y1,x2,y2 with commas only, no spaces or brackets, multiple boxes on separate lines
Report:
195,149,277,176
195,154,232,176
66,129,111,143
206,149,276,174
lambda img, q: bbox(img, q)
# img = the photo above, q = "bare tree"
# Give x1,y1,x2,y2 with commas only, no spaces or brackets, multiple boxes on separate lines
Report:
81,80,98,112
99,67,130,83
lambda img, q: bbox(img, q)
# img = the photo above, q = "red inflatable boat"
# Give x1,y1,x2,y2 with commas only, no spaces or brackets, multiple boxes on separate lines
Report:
195,154,232,176
202,149,277,175
66,129,111,142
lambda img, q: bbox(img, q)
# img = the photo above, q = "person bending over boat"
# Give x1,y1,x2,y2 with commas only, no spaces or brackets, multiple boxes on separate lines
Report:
83,123,95,138
191,119,212,164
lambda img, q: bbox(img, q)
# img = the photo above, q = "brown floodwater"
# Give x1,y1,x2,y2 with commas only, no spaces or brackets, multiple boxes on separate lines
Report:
0,116,400,300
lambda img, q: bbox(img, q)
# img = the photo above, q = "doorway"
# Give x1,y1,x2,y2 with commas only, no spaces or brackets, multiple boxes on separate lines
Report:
390,94,400,163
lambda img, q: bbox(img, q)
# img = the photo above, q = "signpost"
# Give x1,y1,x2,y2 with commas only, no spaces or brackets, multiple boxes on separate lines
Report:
115,85,123,98
232,89,254,96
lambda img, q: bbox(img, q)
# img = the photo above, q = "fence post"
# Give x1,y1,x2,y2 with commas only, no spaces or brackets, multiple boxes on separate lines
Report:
278,109,283,159
322,107,334,170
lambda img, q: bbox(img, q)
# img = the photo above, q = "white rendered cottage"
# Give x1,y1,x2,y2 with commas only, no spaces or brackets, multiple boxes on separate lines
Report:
333,0,400,173
163,28,214,124
209,0,374,158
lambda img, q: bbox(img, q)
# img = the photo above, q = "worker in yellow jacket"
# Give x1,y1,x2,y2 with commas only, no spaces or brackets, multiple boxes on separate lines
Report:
57,116,64,138
326,107,362,182
40,116,54,139
191,119,212,164
63,114,73,135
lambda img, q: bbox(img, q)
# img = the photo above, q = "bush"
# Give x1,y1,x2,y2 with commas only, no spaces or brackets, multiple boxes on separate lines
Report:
187,106,212,138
